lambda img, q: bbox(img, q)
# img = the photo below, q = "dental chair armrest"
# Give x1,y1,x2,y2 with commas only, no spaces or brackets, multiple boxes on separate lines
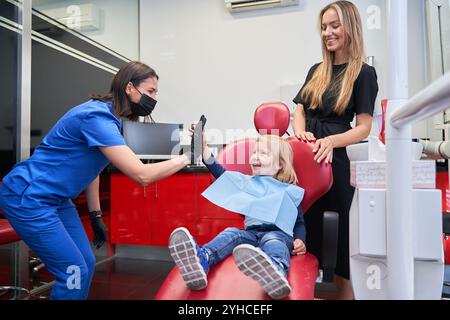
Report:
321,211,339,283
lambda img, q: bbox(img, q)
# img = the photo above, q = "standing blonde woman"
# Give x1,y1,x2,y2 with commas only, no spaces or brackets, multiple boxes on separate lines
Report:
292,1,378,299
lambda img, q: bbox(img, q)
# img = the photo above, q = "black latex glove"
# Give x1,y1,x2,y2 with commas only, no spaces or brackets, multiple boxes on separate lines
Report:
89,211,108,249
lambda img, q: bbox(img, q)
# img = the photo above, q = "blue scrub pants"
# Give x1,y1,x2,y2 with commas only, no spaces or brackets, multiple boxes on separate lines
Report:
0,184,95,300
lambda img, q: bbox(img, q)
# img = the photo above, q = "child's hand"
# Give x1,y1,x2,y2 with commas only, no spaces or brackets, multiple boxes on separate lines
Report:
189,124,207,150
189,124,211,160
292,239,306,255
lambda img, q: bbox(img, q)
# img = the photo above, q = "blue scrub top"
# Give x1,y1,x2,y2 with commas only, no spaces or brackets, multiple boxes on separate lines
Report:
2,99,126,208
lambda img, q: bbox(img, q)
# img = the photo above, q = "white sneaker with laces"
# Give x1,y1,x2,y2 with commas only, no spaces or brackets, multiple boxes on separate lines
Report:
168,227,207,290
233,244,291,300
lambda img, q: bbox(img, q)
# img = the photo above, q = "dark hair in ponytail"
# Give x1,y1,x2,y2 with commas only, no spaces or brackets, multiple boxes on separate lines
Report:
91,61,159,121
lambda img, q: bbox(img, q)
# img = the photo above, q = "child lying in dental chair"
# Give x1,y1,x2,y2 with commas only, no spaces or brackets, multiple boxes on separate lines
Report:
168,130,307,300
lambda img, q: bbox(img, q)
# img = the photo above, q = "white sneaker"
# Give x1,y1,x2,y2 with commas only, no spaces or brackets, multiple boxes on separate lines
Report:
233,244,291,300
168,227,207,290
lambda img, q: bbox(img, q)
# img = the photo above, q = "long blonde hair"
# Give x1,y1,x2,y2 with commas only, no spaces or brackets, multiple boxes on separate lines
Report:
257,135,298,185
300,0,365,115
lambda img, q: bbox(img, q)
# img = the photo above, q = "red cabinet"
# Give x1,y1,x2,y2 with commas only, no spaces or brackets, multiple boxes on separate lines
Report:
436,170,450,213
110,171,243,246
151,173,197,246
436,170,450,265
110,173,154,245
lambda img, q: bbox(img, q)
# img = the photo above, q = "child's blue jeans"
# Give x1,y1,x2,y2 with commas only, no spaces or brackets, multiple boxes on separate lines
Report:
203,225,294,274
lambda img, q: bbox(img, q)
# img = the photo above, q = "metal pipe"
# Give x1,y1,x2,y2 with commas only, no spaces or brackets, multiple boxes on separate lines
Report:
386,0,414,300
12,0,32,299
386,100,414,300
17,0,31,162
391,72,450,128
419,139,450,159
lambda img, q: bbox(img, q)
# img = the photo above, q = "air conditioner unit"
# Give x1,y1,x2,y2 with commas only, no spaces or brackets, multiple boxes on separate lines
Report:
225,0,299,13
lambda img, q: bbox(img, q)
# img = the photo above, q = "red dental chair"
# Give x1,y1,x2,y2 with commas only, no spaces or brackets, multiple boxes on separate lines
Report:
0,218,31,299
155,102,339,300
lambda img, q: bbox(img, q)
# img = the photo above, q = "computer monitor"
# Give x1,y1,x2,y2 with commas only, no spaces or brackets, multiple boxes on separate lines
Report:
122,121,183,160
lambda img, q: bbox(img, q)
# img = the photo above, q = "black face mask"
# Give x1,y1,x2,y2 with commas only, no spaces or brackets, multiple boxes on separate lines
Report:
130,86,157,117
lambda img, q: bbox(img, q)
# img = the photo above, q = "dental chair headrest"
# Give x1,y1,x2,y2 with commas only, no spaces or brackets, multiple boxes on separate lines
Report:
253,102,290,137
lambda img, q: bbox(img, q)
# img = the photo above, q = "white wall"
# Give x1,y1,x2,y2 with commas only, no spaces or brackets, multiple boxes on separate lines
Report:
140,0,429,143
426,0,450,80
425,0,450,142
407,0,431,139
33,0,139,60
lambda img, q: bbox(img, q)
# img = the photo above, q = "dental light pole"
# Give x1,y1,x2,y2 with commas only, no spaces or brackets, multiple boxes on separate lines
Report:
385,0,414,300
385,0,450,299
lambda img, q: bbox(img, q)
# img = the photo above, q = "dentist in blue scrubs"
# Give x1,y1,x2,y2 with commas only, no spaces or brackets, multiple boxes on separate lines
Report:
0,61,191,299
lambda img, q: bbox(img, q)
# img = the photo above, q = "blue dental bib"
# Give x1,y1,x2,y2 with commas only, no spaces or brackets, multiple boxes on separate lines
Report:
201,171,304,236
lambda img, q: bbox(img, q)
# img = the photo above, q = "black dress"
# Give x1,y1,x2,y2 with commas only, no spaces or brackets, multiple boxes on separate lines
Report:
293,62,379,280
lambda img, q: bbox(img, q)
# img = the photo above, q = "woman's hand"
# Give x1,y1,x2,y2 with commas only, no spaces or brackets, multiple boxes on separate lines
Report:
295,131,316,142
313,136,334,164
292,239,306,255
88,211,108,249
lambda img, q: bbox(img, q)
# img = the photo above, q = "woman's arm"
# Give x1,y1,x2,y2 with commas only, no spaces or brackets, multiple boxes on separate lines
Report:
85,175,108,248
313,113,373,163
100,145,190,186
326,113,372,148
292,104,316,141
292,104,306,133
85,175,101,211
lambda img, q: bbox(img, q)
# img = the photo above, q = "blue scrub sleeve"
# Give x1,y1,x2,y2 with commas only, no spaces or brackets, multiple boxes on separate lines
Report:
81,112,126,147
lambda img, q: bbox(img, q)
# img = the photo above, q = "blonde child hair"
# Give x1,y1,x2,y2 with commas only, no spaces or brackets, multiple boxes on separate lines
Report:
256,135,298,185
